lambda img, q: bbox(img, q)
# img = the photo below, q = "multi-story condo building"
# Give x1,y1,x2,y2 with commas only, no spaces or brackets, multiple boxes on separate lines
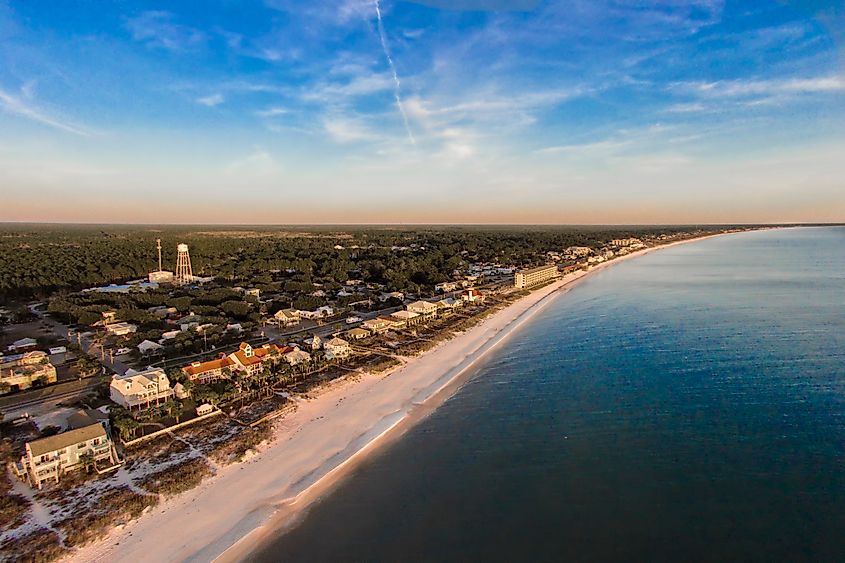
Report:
18,422,117,489
0,351,57,392
513,264,559,289
109,368,174,410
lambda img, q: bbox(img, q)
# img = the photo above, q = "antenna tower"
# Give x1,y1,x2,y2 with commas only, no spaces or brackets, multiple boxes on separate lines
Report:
175,243,193,284
156,239,163,271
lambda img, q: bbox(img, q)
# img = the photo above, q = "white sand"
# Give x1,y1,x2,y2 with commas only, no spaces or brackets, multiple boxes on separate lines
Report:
63,233,735,563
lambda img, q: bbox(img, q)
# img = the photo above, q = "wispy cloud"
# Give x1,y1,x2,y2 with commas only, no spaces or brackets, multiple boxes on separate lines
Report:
196,93,224,107
677,75,845,98
323,114,385,143
0,87,90,136
255,106,288,118
126,11,205,52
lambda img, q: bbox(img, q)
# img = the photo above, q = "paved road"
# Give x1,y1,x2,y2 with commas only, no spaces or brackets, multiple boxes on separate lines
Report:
0,375,107,414
28,303,130,375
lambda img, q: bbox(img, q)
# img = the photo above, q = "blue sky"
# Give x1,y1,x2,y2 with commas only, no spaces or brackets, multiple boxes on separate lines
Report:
0,0,843,223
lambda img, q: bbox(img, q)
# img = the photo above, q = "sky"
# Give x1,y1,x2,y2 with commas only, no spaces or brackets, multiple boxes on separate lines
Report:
0,0,843,224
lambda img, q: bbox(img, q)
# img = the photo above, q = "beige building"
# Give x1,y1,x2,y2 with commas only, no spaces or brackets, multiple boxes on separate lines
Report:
109,368,174,410
406,300,439,319
18,422,117,489
284,347,311,366
390,310,421,327
1,351,57,392
345,328,370,340
274,308,301,326
513,265,558,289
324,337,351,359
362,318,390,334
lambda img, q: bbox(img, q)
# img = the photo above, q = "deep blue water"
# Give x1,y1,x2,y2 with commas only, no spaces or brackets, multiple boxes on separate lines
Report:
254,227,845,562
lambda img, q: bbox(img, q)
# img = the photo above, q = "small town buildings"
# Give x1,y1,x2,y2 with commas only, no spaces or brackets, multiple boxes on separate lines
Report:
406,300,439,319
173,382,189,400
182,357,235,384
461,288,484,303
109,368,174,410
196,403,214,416
324,337,351,359
226,323,243,333
298,306,334,320
307,335,322,351
1,351,57,392
345,328,370,340
7,338,38,352
611,238,644,248
362,318,390,334
229,342,267,376
513,265,558,289
101,310,118,325
378,291,404,302
137,339,164,355
17,422,117,489
244,288,260,299
284,347,311,366
437,298,460,315
105,322,137,337
160,330,181,341
48,346,67,355
435,281,459,293
274,308,301,326
390,310,421,327
148,270,175,283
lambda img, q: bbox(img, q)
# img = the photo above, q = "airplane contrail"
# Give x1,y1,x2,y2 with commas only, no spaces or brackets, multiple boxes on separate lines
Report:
374,0,416,145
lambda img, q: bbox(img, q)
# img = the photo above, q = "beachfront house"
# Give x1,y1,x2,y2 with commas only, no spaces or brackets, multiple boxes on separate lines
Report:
362,318,389,334
16,422,117,489
406,300,439,320
109,368,174,410
345,328,370,341
182,357,235,384
284,347,311,366
390,310,421,328
324,337,351,359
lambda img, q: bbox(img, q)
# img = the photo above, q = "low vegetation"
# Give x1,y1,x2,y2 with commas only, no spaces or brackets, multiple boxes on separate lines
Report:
138,457,213,498
0,529,69,563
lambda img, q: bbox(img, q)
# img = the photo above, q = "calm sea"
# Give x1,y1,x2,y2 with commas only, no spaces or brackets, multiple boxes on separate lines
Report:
253,227,845,562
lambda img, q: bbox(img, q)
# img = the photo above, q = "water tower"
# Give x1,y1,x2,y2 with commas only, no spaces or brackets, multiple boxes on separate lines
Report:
175,243,193,284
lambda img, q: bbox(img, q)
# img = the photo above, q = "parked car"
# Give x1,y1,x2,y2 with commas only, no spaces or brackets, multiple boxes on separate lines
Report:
346,316,362,324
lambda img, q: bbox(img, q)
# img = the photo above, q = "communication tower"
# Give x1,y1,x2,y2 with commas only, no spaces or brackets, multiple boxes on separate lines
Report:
148,238,175,283
175,243,193,285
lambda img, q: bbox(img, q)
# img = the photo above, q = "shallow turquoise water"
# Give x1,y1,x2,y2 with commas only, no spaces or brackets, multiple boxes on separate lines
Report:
255,227,845,562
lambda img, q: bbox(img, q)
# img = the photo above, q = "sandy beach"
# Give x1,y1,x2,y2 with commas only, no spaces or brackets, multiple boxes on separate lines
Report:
63,232,737,563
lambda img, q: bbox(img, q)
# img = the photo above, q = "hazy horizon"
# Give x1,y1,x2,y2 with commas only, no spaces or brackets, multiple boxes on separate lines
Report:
1,1,843,223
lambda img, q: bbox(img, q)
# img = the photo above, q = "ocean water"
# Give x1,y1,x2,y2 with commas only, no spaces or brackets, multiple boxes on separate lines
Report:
253,227,845,562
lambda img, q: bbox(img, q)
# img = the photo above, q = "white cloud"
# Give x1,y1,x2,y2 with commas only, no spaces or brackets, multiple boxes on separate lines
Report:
673,75,845,99
196,93,224,107
126,11,205,52
323,116,382,143
0,87,90,136
255,106,288,118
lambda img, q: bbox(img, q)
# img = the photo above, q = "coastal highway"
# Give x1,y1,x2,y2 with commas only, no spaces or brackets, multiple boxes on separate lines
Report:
0,375,108,417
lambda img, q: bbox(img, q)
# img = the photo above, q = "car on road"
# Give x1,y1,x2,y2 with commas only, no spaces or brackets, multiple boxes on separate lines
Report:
346,316,362,324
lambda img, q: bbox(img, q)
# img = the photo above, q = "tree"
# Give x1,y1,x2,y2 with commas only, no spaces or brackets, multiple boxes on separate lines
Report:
0,381,10,395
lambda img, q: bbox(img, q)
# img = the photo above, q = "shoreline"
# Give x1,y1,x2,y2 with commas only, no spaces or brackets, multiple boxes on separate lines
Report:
63,230,746,563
